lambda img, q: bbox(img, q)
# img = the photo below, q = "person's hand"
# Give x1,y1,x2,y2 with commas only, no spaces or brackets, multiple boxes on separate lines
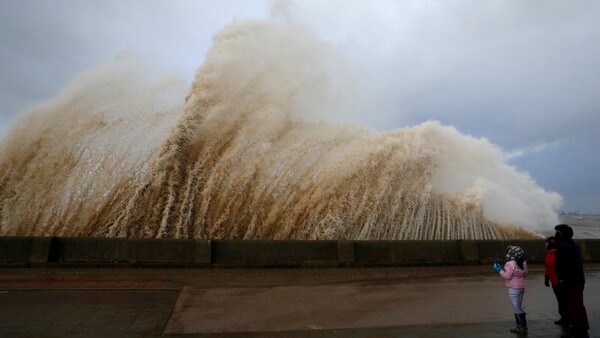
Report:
493,262,503,272
544,276,550,287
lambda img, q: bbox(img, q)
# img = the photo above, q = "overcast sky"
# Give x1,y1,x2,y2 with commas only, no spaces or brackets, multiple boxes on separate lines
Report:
1,0,599,214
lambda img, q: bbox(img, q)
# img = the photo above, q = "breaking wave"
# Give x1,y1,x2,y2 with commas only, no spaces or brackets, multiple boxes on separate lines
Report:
0,21,562,239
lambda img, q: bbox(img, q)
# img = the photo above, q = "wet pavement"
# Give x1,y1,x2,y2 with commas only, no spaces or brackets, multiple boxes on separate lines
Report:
0,265,598,337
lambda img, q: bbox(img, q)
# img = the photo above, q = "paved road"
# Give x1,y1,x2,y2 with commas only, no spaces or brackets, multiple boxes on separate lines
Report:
0,265,598,337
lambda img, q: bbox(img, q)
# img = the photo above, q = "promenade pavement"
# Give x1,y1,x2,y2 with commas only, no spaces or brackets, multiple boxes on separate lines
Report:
0,265,598,337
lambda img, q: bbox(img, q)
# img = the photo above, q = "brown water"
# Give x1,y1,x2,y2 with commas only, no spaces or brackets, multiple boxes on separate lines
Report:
0,21,561,240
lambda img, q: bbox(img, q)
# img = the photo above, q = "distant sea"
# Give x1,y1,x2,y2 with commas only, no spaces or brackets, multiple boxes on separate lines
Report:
538,214,600,239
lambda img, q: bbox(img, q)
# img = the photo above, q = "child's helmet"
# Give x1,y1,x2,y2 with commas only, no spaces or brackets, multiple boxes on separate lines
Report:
505,245,525,261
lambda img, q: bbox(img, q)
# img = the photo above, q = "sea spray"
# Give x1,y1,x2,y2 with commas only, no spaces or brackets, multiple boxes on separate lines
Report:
0,57,185,236
0,20,562,239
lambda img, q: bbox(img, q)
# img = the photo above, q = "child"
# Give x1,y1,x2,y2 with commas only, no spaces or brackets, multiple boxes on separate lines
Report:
493,245,528,334
544,236,569,325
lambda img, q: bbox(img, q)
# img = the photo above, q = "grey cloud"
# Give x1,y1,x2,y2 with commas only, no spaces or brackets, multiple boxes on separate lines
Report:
0,0,269,136
285,1,600,212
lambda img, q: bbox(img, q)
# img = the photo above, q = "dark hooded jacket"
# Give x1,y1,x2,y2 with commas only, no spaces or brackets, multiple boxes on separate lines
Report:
555,238,585,286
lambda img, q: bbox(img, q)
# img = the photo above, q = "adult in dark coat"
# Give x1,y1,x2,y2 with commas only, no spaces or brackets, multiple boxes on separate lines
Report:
554,224,589,338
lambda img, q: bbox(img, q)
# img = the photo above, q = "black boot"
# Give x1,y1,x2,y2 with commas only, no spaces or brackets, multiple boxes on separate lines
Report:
519,313,528,332
510,313,527,334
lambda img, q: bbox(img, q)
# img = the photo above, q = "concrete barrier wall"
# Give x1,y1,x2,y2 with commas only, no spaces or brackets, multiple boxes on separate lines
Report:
0,237,51,265
211,240,339,267
45,237,210,267
474,240,549,264
353,240,464,266
579,239,595,262
48,237,127,263
1,237,599,267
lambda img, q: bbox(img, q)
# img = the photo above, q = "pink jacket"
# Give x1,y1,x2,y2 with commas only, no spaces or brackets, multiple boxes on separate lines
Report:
499,260,528,288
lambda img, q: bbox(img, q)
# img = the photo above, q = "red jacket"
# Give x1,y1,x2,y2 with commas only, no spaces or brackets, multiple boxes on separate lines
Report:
544,249,559,286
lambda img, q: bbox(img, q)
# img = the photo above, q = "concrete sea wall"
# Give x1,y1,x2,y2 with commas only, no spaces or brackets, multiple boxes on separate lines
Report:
1,237,599,268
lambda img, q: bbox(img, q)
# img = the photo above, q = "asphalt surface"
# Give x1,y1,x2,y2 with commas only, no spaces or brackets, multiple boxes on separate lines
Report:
0,265,598,337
